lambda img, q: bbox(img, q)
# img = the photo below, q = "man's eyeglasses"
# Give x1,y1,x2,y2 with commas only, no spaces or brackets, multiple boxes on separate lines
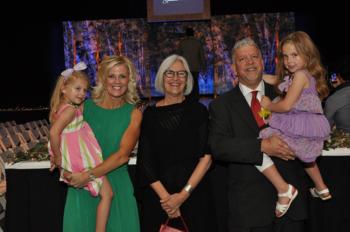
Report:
163,70,188,79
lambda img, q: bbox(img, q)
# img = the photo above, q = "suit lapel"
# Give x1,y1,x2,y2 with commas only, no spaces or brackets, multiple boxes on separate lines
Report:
229,88,259,134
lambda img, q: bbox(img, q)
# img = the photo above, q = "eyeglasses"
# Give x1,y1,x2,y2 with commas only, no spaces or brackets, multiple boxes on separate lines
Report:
163,70,188,79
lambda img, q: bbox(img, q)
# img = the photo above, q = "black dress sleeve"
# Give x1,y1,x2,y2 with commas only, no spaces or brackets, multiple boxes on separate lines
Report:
136,107,158,187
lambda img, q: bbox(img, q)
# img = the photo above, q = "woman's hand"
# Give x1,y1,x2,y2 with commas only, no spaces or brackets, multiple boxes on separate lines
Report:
160,195,182,218
261,96,272,109
168,208,181,218
68,171,90,188
160,191,189,215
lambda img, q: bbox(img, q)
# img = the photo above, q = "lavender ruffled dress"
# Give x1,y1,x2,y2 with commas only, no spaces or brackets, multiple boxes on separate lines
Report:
260,73,330,163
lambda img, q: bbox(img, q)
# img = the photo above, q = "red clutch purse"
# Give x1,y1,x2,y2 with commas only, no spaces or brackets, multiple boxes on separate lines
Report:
159,216,189,232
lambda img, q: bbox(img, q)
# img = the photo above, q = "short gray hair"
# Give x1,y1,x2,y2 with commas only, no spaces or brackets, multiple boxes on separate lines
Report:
155,54,193,95
231,38,261,64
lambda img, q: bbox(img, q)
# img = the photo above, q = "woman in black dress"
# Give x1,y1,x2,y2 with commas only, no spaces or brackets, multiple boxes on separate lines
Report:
136,54,216,231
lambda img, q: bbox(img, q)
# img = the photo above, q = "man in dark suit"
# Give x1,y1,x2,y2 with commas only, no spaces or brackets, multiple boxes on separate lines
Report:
208,38,309,232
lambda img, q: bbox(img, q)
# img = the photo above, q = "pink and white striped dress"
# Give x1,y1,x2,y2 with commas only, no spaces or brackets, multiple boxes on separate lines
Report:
49,104,103,197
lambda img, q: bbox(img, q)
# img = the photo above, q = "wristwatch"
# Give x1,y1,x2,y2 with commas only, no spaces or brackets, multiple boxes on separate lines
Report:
87,170,96,181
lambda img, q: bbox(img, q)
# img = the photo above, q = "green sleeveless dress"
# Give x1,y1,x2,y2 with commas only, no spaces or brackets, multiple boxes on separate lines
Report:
63,99,140,232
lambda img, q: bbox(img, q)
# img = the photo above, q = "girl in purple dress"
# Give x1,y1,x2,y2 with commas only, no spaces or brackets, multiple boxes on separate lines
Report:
257,31,331,218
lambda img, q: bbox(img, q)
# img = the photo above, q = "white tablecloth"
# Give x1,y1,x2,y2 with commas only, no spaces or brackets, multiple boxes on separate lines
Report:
321,148,350,156
5,161,50,169
5,157,138,169
5,149,350,170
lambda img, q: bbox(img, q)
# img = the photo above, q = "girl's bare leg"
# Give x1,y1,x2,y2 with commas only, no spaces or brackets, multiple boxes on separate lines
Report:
96,178,113,232
263,164,291,205
305,162,331,199
262,164,298,217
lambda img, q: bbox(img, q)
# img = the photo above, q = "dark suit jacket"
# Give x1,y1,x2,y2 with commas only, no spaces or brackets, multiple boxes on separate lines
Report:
208,83,308,229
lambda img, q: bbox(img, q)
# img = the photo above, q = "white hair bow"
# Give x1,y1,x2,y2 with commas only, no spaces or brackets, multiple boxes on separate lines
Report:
61,62,87,78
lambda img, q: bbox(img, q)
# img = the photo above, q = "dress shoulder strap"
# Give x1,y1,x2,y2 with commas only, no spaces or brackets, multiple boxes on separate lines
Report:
56,103,78,116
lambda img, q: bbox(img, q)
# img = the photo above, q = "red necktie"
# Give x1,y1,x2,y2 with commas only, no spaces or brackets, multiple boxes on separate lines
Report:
251,91,265,128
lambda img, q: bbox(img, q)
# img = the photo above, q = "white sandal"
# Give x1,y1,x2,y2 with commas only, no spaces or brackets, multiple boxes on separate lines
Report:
275,184,298,218
310,187,332,201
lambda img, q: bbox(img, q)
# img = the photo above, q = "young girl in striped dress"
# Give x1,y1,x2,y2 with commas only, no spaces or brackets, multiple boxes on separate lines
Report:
48,62,113,232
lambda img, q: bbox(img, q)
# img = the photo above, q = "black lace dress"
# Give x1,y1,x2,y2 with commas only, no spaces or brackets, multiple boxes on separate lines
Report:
136,98,216,232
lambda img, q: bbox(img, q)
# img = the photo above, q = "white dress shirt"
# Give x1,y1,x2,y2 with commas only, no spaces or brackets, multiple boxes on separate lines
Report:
238,80,273,171
239,81,265,107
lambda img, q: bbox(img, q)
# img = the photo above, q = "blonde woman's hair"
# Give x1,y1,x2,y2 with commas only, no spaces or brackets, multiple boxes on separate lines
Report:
155,54,193,95
276,31,329,99
49,71,90,123
93,55,140,104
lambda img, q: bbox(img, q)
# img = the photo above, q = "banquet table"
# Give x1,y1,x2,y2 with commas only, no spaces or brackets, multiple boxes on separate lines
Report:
308,148,350,232
4,150,349,232
4,157,137,232
5,161,67,232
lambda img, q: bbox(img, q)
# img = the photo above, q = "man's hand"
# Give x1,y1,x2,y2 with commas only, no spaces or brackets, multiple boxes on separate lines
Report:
261,135,295,161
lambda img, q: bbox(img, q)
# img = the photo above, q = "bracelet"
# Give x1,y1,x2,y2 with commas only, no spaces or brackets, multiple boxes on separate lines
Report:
183,184,193,194
87,170,96,181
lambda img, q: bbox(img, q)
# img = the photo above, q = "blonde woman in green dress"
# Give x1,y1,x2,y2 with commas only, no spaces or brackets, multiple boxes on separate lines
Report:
64,55,142,232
